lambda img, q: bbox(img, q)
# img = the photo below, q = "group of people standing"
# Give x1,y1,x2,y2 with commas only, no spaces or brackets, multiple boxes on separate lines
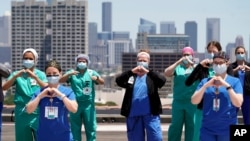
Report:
0,42,249,141
166,41,248,141
0,48,104,141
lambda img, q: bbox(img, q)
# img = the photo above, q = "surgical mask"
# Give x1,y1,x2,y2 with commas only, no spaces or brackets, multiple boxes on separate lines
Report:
206,53,214,60
213,64,227,75
236,54,245,61
47,75,60,84
183,55,193,64
137,62,149,69
77,62,87,70
23,59,34,69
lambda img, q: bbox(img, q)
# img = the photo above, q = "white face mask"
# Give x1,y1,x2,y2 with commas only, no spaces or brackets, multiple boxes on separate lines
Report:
183,55,193,64
213,64,227,75
47,75,60,84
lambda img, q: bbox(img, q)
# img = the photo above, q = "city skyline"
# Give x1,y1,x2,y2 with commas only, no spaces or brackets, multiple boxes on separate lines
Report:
0,0,249,52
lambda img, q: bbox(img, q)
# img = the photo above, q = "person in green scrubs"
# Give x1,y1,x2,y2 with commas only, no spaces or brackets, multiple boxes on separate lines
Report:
165,47,198,141
2,48,47,141
60,54,104,141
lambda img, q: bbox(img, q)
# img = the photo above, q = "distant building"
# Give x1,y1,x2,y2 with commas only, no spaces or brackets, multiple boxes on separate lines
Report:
206,18,220,44
235,35,244,47
88,22,98,61
138,18,156,34
160,21,176,34
0,11,11,47
136,33,190,52
107,40,131,68
112,31,130,40
102,2,112,32
0,47,11,64
185,21,197,51
226,42,236,62
11,0,88,72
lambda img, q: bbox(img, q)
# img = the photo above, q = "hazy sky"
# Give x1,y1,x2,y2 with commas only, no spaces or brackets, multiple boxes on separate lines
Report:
1,0,249,52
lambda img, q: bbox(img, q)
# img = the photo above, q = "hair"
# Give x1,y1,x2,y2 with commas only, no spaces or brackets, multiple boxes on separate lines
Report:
206,41,222,51
45,60,61,72
137,49,150,59
139,49,150,54
234,46,245,54
213,51,229,62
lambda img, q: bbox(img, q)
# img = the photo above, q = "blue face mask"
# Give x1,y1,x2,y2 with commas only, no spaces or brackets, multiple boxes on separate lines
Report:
137,61,149,69
77,62,87,70
47,76,60,84
23,59,34,69
206,53,214,60
236,54,245,61
183,55,193,64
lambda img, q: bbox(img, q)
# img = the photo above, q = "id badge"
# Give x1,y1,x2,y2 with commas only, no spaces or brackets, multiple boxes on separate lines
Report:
30,79,37,86
45,106,58,119
128,76,134,84
83,87,92,95
213,98,220,112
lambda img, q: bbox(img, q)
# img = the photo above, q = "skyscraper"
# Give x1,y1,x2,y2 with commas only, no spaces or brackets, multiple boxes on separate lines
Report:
185,21,197,51
206,18,220,44
0,11,11,47
235,35,244,47
138,18,156,34
102,2,112,32
11,0,88,72
88,22,98,54
160,21,176,34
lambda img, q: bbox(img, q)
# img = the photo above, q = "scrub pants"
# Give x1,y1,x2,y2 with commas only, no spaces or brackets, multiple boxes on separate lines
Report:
70,100,96,141
200,131,229,141
241,95,250,125
126,114,162,141
15,105,38,141
168,99,196,141
192,108,202,141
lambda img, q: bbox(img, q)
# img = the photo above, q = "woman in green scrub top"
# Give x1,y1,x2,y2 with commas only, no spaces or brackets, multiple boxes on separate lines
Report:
2,48,47,141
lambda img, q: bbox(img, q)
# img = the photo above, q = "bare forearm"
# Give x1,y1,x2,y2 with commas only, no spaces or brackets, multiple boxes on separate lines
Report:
62,97,78,113
2,75,17,90
191,86,207,104
59,74,69,83
227,88,243,107
26,96,41,113
164,61,181,77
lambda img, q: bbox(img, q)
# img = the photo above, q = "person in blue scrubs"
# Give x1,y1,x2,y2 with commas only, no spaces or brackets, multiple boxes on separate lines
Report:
229,46,250,125
191,51,243,141
26,60,78,141
0,63,11,141
116,49,166,141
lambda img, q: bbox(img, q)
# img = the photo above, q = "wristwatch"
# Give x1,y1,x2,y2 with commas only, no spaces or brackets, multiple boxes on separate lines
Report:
226,86,232,90
96,76,99,81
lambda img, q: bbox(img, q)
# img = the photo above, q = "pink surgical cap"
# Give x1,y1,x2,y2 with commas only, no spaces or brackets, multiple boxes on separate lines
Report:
182,47,194,56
